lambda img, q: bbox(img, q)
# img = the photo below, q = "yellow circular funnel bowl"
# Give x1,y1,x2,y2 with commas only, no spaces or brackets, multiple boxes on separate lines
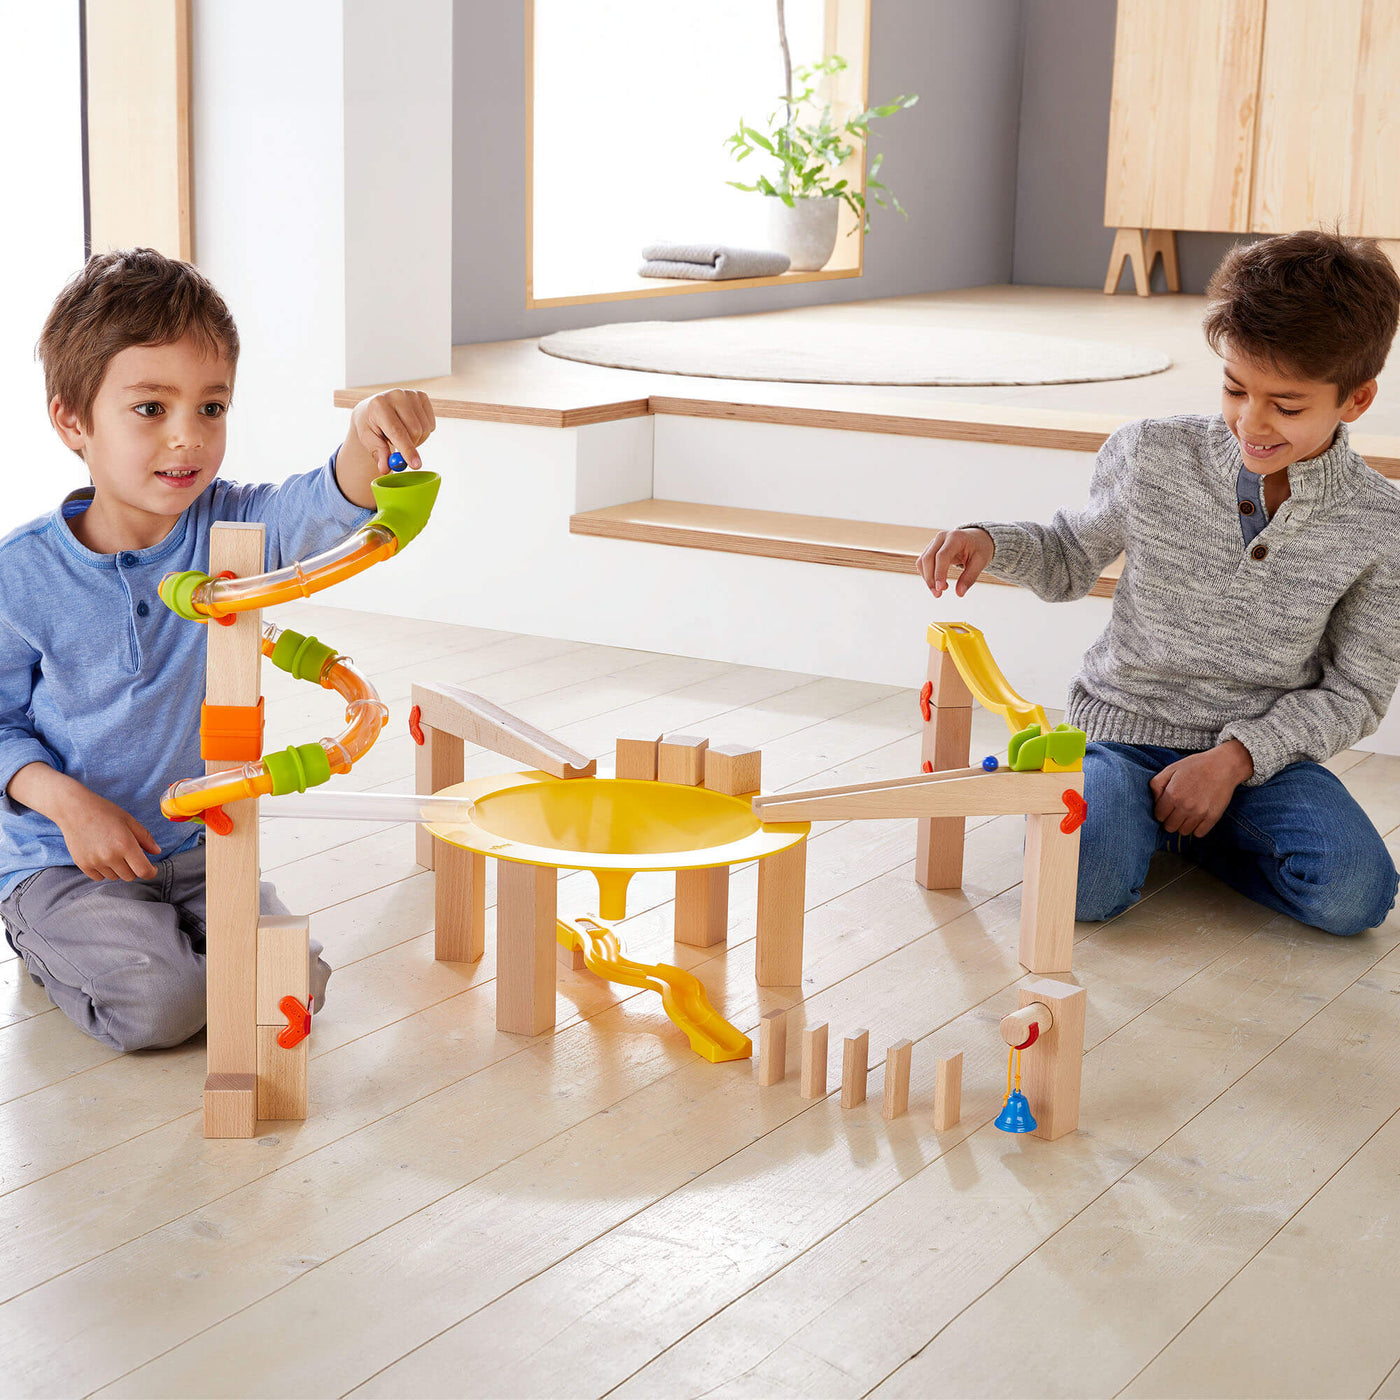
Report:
427,771,809,919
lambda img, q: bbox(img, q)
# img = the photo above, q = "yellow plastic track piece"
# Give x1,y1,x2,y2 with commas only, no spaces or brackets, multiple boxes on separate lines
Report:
557,915,752,1064
928,621,1050,735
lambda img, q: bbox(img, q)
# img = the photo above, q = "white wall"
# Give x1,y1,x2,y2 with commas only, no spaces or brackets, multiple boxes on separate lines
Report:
0,5,89,535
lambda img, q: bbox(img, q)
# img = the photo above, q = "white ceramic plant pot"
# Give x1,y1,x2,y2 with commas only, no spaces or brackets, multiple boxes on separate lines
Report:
766,195,841,272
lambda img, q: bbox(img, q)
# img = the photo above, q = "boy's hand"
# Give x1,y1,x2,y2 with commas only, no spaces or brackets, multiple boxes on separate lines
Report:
54,787,161,882
1149,740,1254,838
350,389,436,474
917,528,995,598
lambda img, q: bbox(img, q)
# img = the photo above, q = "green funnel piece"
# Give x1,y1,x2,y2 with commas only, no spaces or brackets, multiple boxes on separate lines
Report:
369,470,440,549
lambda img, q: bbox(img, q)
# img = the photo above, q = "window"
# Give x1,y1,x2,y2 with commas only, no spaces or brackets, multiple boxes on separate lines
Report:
528,0,869,306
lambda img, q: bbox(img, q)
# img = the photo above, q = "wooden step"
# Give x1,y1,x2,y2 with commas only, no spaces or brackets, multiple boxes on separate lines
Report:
569,499,1123,599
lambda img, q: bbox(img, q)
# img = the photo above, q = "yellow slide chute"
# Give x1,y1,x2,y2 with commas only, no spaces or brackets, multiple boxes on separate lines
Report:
929,621,1050,734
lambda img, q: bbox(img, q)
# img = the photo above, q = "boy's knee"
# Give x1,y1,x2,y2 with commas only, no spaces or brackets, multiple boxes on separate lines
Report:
101,963,206,1051
1284,847,1399,938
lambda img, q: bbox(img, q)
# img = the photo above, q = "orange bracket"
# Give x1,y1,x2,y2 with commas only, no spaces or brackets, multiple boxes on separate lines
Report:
1061,790,1087,834
408,703,425,746
211,570,238,626
203,805,233,836
919,681,933,722
278,994,312,1049
201,695,266,761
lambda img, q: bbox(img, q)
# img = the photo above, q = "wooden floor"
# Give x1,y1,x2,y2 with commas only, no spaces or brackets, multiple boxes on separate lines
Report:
4,602,1400,1399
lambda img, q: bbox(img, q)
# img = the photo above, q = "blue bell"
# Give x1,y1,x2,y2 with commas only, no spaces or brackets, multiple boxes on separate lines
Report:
995,1090,1037,1134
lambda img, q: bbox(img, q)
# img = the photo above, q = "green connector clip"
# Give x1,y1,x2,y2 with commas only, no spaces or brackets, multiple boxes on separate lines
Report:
1009,723,1089,772
264,742,332,796
269,628,338,684
159,569,212,621
368,470,440,549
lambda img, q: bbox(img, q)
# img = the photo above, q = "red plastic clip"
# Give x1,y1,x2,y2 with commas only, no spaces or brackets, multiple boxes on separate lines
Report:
203,804,233,836
408,703,425,746
211,571,238,626
1013,1021,1041,1051
922,760,933,774
919,681,933,722
277,994,311,1049
1061,789,1087,834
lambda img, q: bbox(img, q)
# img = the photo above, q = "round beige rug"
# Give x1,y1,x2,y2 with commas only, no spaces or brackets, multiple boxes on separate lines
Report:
538,320,1171,386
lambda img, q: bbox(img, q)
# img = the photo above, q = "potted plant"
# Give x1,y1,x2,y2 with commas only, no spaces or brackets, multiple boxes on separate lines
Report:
726,43,916,272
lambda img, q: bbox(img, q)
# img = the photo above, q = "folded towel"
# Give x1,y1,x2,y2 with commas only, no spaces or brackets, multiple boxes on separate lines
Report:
639,242,791,281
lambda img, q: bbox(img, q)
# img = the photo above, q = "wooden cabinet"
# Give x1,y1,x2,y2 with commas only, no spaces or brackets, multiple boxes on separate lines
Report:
1103,0,1400,293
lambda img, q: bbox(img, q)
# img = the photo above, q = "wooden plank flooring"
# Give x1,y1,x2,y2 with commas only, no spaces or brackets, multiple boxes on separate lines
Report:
1,602,1397,1399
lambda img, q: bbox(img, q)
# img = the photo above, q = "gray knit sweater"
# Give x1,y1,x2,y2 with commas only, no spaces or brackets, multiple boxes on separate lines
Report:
968,415,1400,783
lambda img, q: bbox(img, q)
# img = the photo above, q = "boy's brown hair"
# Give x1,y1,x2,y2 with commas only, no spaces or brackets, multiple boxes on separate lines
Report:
38,247,240,428
1203,230,1400,401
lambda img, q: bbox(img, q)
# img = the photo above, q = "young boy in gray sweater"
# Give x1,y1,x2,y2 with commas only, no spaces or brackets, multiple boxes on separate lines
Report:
918,230,1400,935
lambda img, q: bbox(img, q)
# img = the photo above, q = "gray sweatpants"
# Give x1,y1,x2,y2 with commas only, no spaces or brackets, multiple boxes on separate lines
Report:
1,843,330,1053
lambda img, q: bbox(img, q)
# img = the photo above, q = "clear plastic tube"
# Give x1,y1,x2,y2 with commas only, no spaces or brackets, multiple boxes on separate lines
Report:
260,792,475,824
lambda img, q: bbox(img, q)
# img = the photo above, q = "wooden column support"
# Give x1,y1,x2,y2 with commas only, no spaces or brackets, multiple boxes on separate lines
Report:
1019,774,1083,975
675,866,729,948
415,725,463,870
1104,227,1180,296
495,861,558,1036
435,844,486,963
916,643,973,890
756,837,807,987
1018,978,1086,1141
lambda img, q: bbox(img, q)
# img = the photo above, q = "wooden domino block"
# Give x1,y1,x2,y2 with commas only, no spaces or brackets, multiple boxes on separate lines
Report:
801,1022,828,1099
657,733,709,785
704,744,761,796
615,733,660,781
841,1029,870,1108
759,1008,787,1086
882,1039,912,1120
934,1052,963,1130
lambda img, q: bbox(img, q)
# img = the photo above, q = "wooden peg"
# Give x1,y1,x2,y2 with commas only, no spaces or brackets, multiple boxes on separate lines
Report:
801,1021,828,1098
704,744,762,797
841,1028,869,1108
934,1052,963,1130
759,1008,788,1086
882,1039,912,1120
658,733,709,785
1019,979,1086,1140
615,733,661,781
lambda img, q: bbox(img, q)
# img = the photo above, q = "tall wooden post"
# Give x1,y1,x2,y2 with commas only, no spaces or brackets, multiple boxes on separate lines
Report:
916,643,973,889
1019,771,1083,975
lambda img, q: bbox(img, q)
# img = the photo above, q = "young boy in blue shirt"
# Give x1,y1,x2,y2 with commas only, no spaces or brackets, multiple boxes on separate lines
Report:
0,247,437,1051
918,230,1400,936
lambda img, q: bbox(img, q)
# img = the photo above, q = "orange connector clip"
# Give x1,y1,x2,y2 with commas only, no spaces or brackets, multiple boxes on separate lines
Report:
408,704,425,746
278,995,312,1048
1061,790,1087,835
201,695,265,761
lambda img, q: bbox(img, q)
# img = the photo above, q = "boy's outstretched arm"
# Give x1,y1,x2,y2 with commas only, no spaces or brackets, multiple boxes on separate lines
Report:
336,389,437,508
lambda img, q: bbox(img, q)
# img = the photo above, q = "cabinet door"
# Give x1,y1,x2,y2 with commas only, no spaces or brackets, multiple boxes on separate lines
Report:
1251,0,1400,237
1104,0,1266,231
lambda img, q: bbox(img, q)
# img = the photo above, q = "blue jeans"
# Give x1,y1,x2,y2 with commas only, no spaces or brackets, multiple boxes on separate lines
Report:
1077,742,1398,935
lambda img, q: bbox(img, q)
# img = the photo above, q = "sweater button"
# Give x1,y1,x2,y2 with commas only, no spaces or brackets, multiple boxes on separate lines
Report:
1251,544,1268,561
136,600,149,617
120,551,138,566
1238,500,1255,516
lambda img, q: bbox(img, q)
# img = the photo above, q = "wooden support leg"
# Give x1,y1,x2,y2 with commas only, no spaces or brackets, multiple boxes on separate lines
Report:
435,843,486,962
882,1039,912,1120
495,861,558,1036
1104,226,1151,295
801,1021,828,1099
1019,784,1082,975
1145,228,1180,292
934,1052,963,1130
916,644,973,891
758,1007,787,1086
675,866,730,947
841,1028,869,1108
756,837,807,987
1020,979,1086,1140
416,725,463,870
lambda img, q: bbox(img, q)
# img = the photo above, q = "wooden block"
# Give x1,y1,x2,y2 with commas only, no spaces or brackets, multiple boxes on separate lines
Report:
614,733,660,781
657,733,709,785
1019,782,1082,975
800,1021,828,1099
841,1028,869,1109
415,725,463,869
435,843,486,962
1020,979,1086,1141
756,837,806,987
495,860,557,1036
755,770,1067,823
934,1052,963,1131
557,938,587,971
203,523,264,1101
916,700,972,891
882,1039,912,1120
927,643,974,709
704,743,761,796
255,915,309,1025
256,1025,307,1121
203,1072,257,1139
674,865,729,947
758,1008,787,1086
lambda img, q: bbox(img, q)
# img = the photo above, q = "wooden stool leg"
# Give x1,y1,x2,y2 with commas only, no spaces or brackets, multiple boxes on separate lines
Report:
675,866,730,947
1021,979,1086,1140
1104,227,1150,295
917,644,973,890
496,861,557,1036
416,726,463,870
435,844,486,962
756,837,807,987
1019,786,1082,975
